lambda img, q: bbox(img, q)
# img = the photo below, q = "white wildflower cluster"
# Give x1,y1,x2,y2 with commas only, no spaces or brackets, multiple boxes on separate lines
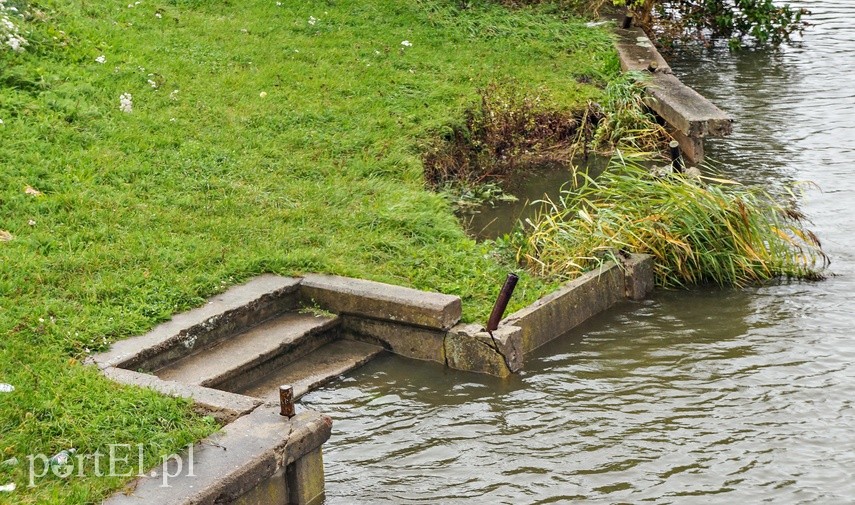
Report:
0,0,28,53
119,92,133,113
308,16,317,26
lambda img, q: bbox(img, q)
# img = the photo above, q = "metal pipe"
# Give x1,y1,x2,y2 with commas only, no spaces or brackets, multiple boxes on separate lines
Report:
486,273,519,333
279,385,295,418
669,140,684,173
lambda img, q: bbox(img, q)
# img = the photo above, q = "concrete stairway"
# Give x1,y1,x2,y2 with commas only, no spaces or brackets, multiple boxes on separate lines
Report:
238,339,384,401
154,310,383,399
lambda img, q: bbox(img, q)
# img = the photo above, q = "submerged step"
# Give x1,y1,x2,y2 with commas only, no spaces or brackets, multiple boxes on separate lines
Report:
238,339,385,401
155,311,339,389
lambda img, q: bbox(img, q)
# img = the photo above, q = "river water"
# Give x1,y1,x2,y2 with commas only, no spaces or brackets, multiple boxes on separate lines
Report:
302,2,855,502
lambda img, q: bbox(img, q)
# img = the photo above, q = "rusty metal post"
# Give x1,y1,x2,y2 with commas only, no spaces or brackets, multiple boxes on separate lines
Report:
279,385,295,418
669,140,684,173
486,273,519,333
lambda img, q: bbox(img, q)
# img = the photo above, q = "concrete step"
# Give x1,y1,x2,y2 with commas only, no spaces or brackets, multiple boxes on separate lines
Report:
155,311,340,389
237,339,385,401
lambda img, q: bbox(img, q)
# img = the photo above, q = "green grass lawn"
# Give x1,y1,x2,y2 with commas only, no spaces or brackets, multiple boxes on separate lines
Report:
0,0,615,501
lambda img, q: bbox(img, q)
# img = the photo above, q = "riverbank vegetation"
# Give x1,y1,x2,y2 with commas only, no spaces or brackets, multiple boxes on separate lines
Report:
513,159,828,286
610,0,809,49
0,0,619,502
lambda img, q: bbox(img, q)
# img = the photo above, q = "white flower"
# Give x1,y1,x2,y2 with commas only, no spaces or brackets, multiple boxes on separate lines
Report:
259,91,267,98
155,12,161,18
0,118,3,125
169,89,179,101
276,1,282,5
147,78,158,88
119,93,133,113
95,54,106,64
308,16,317,26
28,219,35,226
401,40,412,47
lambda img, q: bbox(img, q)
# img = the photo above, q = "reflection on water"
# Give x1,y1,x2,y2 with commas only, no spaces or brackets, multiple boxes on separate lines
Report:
304,1,855,502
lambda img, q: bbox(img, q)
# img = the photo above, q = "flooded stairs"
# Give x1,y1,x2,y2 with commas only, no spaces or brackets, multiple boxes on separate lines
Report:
153,310,384,401
92,267,653,504
90,276,399,413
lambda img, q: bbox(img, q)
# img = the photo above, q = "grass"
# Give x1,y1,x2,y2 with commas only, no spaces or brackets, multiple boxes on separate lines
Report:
0,0,617,501
514,157,828,286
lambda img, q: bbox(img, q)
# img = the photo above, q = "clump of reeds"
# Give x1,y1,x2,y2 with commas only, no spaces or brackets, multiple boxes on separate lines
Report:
515,158,828,287
591,71,670,155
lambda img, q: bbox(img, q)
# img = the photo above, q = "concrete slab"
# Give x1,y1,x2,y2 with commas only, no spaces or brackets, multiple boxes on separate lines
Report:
647,73,733,138
300,274,461,330
102,367,262,425
445,324,523,377
503,262,626,354
614,25,672,74
155,312,339,389
623,253,655,300
287,448,325,505
91,275,301,372
104,407,332,505
613,22,732,164
340,315,446,364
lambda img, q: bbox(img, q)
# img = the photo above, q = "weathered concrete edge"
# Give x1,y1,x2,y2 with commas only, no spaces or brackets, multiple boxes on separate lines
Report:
300,273,462,331
612,21,733,161
443,254,655,376
104,407,332,505
102,367,263,425
89,275,302,372
503,260,625,355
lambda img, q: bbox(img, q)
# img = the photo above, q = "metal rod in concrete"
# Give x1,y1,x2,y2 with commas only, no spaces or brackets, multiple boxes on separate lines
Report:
486,273,519,333
669,140,684,173
279,385,295,418
621,13,634,29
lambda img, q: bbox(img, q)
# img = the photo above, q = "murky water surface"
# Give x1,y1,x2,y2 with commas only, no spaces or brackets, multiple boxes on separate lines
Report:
460,157,609,241
303,2,855,502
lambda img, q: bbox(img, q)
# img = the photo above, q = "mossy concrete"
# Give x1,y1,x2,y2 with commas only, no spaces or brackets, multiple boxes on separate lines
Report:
504,261,626,355
340,315,447,364
445,324,523,377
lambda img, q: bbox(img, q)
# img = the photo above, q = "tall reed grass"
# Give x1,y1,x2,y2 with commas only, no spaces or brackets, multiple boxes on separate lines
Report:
516,158,828,287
